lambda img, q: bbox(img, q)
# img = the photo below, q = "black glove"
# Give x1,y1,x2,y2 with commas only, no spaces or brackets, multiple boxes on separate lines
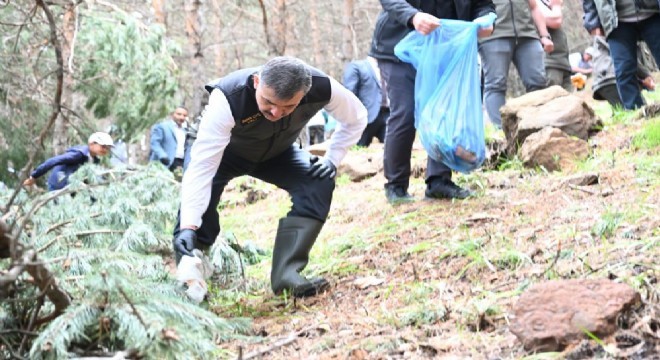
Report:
308,155,336,179
160,157,170,166
174,228,196,257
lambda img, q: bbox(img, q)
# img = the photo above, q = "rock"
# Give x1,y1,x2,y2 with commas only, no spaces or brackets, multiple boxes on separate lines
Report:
307,142,383,182
338,151,382,182
519,127,590,172
563,173,600,186
510,279,640,352
501,86,602,154
641,102,660,118
308,142,328,156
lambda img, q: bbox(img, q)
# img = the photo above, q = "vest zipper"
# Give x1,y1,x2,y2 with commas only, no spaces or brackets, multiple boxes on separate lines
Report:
509,0,519,45
257,116,291,162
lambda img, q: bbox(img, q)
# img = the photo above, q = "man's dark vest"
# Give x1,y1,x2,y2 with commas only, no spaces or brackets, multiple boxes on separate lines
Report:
204,66,331,162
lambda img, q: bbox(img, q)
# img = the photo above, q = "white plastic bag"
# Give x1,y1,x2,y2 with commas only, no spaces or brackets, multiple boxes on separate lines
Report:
176,249,213,303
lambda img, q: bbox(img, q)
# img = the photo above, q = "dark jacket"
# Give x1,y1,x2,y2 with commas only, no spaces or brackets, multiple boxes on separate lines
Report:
30,145,96,191
205,66,332,162
369,0,495,62
583,0,660,37
342,59,383,124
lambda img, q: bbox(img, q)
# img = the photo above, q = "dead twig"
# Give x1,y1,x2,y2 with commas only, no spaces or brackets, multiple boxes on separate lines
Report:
540,239,562,278
117,283,148,330
0,333,28,360
18,289,45,354
24,249,71,320
241,325,320,360
44,212,101,235
568,183,598,195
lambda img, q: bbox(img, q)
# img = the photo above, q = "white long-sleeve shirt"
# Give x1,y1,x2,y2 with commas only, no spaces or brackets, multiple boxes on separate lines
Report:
180,76,367,228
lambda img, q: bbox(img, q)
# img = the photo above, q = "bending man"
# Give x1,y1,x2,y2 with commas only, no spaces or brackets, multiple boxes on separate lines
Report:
173,57,367,298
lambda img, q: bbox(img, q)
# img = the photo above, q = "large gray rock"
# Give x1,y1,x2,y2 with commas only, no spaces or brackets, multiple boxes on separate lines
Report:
519,127,590,172
501,86,602,154
510,279,640,352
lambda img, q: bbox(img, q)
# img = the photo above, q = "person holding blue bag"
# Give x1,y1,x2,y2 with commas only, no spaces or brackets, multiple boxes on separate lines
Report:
369,0,496,204
395,12,497,175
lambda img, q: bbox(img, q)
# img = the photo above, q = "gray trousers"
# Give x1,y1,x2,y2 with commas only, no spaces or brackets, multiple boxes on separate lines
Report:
479,37,548,127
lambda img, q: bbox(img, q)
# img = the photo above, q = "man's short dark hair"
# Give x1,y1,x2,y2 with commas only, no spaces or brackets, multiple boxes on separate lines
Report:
259,56,312,100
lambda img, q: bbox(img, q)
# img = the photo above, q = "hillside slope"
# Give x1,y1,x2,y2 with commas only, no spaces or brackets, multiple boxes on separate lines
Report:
207,99,659,359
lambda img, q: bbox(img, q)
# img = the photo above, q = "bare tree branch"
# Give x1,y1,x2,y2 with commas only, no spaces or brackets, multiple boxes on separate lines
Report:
0,219,71,323
257,0,272,53
4,0,66,238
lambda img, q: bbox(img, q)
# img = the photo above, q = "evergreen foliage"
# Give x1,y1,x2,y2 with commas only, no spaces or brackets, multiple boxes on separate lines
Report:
75,5,181,142
1,165,251,359
0,2,180,187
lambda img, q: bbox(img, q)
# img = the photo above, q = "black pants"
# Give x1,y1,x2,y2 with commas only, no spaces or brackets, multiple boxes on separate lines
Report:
174,145,335,246
378,60,451,190
308,125,325,145
357,107,389,147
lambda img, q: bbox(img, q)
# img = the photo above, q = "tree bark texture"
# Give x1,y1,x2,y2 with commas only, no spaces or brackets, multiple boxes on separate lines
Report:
152,0,167,26
184,0,205,117
52,2,77,155
342,0,355,62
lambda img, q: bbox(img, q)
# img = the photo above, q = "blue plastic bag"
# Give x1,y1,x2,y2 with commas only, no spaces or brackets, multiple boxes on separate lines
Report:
394,13,496,173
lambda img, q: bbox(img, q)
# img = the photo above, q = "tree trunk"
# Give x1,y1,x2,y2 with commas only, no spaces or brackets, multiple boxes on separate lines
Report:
341,0,355,62
152,0,167,27
271,0,287,56
52,2,77,154
184,0,205,117
309,1,321,66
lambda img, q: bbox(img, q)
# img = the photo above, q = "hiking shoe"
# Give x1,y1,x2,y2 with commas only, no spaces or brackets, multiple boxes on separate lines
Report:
425,179,473,199
385,186,414,204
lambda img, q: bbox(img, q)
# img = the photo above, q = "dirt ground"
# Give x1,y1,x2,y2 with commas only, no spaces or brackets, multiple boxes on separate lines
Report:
208,100,659,359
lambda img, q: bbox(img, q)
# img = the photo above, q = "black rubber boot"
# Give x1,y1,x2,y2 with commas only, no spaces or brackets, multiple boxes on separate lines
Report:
271,216,329,298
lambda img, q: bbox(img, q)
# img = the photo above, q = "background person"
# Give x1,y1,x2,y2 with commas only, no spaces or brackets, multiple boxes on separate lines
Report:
149,106,189,172
368,0,496,204
540,0,574,91
592,36,656,106
23,132,114,191
583,0,660,110
479,0,554,128
572,47,594,75
342,56,389,147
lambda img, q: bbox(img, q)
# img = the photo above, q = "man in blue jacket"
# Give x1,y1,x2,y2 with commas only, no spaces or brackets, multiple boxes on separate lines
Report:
343,56,389,147
23,132,114,191
149,106,189,171
369,0,495,204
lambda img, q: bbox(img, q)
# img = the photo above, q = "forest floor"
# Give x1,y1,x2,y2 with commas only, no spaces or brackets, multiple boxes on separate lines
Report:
204,89,659,359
